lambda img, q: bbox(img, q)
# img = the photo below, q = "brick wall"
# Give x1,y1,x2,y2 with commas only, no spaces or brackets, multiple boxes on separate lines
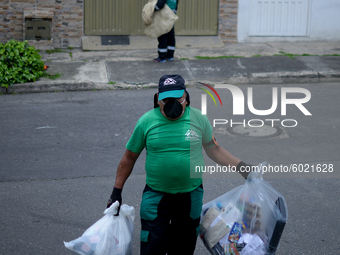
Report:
219,0,238,43
0,0,83,49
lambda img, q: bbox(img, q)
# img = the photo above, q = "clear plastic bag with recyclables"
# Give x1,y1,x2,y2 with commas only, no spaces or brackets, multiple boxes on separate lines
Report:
200,163,288,255
64,201,135,255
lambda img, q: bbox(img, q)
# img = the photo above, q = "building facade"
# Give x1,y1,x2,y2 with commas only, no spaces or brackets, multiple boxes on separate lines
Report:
0,0,338,49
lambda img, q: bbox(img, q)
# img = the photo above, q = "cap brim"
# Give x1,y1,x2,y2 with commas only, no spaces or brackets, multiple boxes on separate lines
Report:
158,89,185,101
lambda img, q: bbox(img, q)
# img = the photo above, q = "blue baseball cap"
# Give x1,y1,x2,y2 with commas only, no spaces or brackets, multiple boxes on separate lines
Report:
158,74,186,101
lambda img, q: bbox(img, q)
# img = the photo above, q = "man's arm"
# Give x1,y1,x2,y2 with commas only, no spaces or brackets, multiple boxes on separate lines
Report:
108,149,140,210
204,145,250,179
114,149,140,189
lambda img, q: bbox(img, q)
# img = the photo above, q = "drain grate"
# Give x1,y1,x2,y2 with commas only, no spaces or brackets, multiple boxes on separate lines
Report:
101,35,130,45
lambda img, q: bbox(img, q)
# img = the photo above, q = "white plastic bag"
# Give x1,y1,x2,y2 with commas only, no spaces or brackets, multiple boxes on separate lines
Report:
200,163,288,255
64,201,135,255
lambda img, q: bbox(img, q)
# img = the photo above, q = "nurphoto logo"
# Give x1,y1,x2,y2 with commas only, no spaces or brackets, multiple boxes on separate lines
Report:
198,83,312,128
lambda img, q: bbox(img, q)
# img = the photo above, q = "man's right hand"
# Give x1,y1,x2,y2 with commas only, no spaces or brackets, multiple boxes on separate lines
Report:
107,187,122,215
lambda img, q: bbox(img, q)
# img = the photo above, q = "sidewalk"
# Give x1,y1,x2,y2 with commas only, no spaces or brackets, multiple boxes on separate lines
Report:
3,38,340,94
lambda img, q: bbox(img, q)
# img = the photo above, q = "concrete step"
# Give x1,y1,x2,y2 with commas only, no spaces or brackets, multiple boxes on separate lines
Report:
81,35,224,50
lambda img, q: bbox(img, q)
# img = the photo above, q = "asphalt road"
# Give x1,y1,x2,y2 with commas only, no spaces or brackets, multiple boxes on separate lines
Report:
1,82,339,254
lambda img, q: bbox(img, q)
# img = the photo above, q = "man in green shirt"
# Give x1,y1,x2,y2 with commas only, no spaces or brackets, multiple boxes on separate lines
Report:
108,74,252,255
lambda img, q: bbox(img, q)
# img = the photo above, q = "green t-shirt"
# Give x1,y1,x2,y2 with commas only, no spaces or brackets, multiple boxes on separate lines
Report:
126,106,214,194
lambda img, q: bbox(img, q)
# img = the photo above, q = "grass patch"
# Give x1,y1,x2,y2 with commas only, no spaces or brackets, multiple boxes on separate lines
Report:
322,54,340,56
275,51,298,59
301,54,318,56
180,58,189,60
108,81,116,85
45,48,72,58
251,54,263,57
41,72,62,80
46,48,67,54
195,55,244,59
275,51,318,59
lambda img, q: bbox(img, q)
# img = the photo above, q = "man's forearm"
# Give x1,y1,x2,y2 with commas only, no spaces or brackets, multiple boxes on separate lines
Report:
205,145,254,179
206,145,241,168
114,149,140,189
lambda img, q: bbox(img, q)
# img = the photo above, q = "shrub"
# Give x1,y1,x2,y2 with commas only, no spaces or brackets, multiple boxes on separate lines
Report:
0,40,45,89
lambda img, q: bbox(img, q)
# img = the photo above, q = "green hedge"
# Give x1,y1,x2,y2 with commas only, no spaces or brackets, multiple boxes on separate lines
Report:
0,40,44,89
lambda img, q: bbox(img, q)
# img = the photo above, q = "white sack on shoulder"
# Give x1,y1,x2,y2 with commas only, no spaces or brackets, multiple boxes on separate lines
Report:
142,0,157,25
142,1,179,39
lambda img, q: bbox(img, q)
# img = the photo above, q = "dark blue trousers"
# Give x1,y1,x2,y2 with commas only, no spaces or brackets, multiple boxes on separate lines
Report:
157,26,176,60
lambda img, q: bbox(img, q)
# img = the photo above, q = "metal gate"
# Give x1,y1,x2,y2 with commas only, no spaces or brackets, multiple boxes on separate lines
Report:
176,0,219,35
84,0,219,36
248,0,310,36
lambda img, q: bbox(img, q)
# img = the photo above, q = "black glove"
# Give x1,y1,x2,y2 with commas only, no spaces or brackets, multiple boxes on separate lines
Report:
236,161,255,179
107,187,122,215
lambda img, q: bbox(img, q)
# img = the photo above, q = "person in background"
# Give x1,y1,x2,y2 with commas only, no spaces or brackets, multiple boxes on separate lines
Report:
107,74,254,255
153,0,178,62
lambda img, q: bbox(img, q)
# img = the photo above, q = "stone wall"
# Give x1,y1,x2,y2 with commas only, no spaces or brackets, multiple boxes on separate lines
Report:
219,0,238,43
0,0,83,49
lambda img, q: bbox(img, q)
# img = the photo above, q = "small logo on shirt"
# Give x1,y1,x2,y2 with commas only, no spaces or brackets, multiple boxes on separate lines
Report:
185,129,199,141
164,78,177,86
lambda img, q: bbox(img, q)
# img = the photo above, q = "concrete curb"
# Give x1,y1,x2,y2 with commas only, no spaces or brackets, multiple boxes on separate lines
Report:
318,71,340,82
247,71,320,84
211,71,340,85
2,71,340,94
1,80,159,94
